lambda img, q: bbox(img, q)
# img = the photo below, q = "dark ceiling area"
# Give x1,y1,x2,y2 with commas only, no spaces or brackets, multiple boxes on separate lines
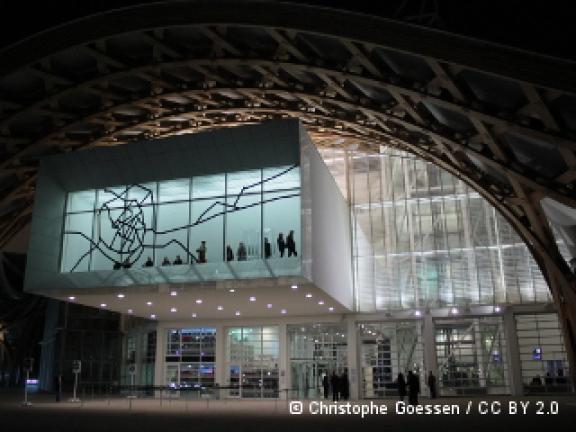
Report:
0,0,574,60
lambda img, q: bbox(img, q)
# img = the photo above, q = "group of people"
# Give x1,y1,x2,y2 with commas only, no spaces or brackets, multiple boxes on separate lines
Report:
113,230,298,269
277,230,297,257
396,371,437,405
322,371,349,401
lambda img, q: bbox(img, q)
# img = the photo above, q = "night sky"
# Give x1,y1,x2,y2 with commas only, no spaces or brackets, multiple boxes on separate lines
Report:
0,0,573,59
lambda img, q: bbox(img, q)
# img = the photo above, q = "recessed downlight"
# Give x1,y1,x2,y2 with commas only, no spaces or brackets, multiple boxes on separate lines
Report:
170,291,178,296
170,307,177,313
235,311,241,316
217,306,224,311
267,304,273,309
451,307,459,314
191,313,197,318
146,301,153,306
150,314,157,319
318,300,324,305
68,296,76,301
100,303,107,308
281,309,287,314
249,296,256,302
291,284,298,290
117,293,125,299
305,293,313,298
328,307,334,312
229,289,235,293
414,310,422,317
196,299,203,304
127,309,133,314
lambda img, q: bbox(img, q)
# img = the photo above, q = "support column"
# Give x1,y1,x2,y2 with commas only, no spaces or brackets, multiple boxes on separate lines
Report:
153,324,164,387
423,313,437,377
503,308,523,396
278,322,288,400
346,317,360,400
215,324,226,392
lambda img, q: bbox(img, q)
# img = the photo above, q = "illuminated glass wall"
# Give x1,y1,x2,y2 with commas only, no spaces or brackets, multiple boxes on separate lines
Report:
60,165,301,275
320,147,552,312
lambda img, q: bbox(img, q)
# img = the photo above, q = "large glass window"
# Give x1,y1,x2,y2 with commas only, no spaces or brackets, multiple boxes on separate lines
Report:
434,316,508,395
60,165,300,280
164,328,216,389
226,326,279,398
359,321,424,398
320,147,553,311
516,313,571,393
288,323,347,400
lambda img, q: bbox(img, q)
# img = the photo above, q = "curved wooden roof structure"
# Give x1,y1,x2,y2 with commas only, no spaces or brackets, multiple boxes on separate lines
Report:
1,0,575,378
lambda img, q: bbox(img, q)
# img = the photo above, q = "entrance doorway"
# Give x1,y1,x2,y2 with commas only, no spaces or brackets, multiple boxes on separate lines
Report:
288,323,347,399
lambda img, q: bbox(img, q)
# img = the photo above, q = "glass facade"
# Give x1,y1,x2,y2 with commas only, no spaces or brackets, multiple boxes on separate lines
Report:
226,326,279,398
359,321,424,398
320,147,552,312
60,165,301,280
165,328,216,388
288,323,348,399
516,313,571,393
435,316,508,395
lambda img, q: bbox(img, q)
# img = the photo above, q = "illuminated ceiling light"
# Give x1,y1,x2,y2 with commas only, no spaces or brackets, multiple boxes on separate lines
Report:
150,314,157,319
229,289,235,293
146,301,153,306
281,309,287,314
249,296,256,302
451,307,459,314
127,309,133,314
305,293,313,298
196,299,203,304
494,306,501,313
217,306,224,311
117,293,125,298
235,311,241,316
170,307,177,313
68,296,76,301
328,307,334,312
414,310,422,317
191,313,197,318
291,285,298,290
100,303,107,308
266,304,273,309
318,300,325,305
170,291,178,296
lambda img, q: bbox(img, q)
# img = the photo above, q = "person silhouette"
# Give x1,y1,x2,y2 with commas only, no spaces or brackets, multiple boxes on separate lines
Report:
277,233,286,257
196,241,207,263
286,230,297,257
226,245,234,262
173,255,183,265
397,372,407,402
237,242,247,261
427,371,437,398
264,237,271,259
322,373,329,399
407,371,420,405
330,371,340,402
144,256,153,267
162,256,171,266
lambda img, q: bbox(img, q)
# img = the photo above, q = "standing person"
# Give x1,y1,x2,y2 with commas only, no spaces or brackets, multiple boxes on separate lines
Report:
264,237,271,259
196,241,207,263
322,373,329,399
397,372,407,402
277,233,286,257
330,371,340,402
427,371,437,398
286,230,298,257
340,371,349,401
237,242,247,261
226,245,234,262
407,371,420,405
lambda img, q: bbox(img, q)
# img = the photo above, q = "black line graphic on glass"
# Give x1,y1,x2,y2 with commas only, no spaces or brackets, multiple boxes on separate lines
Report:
65,165,298,272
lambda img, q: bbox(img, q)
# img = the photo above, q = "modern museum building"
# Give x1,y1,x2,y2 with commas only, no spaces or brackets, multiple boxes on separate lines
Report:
24,119,571,400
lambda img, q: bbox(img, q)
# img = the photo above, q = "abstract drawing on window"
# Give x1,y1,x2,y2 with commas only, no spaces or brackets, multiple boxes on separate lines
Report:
64,165,299,271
